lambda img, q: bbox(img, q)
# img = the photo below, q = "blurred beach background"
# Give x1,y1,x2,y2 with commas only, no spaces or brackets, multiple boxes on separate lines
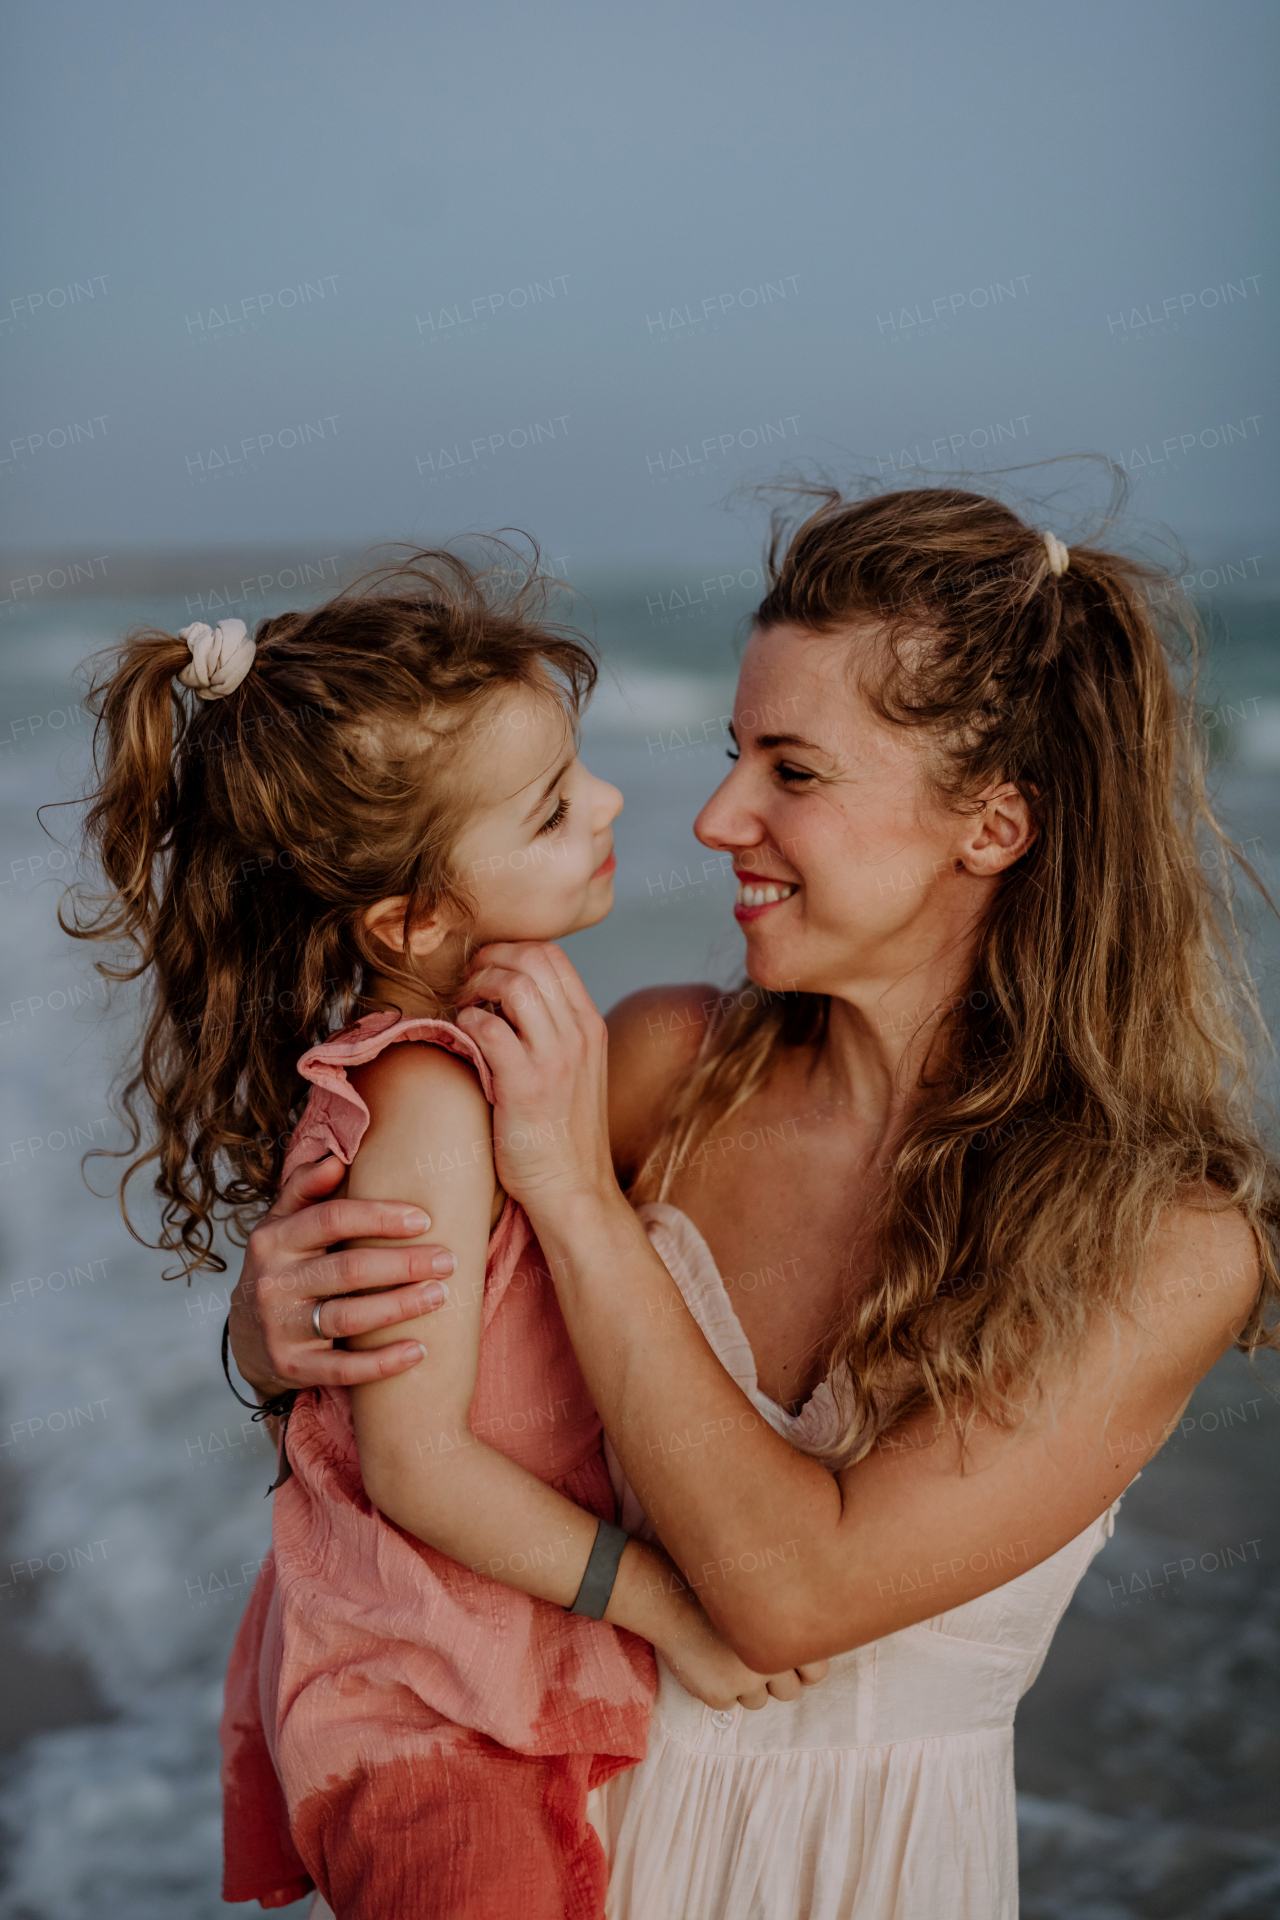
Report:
2,2,1278,1914
2,569,1278,1920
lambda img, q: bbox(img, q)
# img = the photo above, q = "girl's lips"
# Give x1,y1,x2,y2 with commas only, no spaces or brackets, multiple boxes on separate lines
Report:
591,849,617,879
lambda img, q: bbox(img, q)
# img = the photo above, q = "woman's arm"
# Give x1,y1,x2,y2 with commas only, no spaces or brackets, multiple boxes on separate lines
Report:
340,1043,821,1708
226,1154,455,1399
457,943,1262,1673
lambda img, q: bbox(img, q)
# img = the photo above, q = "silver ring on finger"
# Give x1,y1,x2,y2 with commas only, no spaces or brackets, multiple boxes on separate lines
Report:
310,1299,327,1341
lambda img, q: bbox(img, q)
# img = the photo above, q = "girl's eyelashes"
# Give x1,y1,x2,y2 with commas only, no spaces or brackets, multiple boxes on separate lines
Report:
537,796,569,836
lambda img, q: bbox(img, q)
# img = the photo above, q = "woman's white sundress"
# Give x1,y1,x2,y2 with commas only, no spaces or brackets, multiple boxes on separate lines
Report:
585,1203,1121,1920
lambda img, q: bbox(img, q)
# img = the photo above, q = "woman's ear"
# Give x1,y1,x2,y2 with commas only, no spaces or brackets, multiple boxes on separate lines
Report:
955,783,1037,877
362,894,450,961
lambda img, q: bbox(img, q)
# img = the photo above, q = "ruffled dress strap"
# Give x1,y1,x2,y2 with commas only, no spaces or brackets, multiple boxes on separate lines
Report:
282,1009,494,1180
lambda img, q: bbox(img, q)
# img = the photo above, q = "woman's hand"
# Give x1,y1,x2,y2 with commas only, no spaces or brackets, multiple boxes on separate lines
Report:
456,943,617,1209
227,1151,456,1399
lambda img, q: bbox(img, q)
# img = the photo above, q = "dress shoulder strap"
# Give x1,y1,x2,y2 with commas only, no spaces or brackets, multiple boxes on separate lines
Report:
281,1011,493,1182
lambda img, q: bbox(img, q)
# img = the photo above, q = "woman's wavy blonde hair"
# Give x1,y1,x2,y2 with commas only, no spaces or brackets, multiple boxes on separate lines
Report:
632,486,1280,1457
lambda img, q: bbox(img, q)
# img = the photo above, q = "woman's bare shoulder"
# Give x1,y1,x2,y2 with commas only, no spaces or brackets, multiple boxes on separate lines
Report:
1141,1190,1262,1337
607,981,722,1051
606,983,719,1181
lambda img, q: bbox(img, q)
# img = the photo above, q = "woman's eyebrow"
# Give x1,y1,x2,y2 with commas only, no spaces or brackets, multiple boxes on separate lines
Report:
520,756,573,824
728,722,826,755
757,732,822,752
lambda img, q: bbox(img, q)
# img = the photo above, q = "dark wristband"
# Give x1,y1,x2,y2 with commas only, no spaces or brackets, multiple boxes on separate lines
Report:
220,1314,298,1495
567,1519,630,1619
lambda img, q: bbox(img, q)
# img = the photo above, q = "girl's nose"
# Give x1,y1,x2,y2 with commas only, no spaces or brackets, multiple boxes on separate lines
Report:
595,777,624,825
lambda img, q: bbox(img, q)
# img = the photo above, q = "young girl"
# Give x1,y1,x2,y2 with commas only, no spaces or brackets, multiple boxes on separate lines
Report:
68,550,820,1920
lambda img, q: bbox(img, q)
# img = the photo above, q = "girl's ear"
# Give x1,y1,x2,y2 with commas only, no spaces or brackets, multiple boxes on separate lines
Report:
362,894,450,960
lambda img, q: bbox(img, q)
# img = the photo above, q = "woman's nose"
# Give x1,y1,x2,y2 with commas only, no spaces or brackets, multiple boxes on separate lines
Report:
694,769,757,852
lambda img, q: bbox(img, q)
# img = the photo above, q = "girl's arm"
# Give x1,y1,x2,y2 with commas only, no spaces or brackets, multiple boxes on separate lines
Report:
342,1043,822,1707
457,943,1263,1674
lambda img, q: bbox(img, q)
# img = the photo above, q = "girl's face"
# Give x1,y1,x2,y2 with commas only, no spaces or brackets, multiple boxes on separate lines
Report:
692,623,1029,1001
449,685,623,946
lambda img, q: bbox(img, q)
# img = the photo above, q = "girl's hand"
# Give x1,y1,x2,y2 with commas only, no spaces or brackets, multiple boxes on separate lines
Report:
655,1588,829,1711
613,1542,828,1711
456,942,616,1208
228,1152,456,1398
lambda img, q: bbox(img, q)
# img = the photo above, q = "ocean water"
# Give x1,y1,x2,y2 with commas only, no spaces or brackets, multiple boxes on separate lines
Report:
0,581,1277,1918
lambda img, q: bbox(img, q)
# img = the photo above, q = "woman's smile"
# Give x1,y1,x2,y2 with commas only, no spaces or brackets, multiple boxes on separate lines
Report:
733,867,799,920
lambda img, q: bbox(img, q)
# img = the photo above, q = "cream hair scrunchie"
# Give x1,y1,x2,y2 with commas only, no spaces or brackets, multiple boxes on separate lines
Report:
177,619,256,700
1041,531,1070,577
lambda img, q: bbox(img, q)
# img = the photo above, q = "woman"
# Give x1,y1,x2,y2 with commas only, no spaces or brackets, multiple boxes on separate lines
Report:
229,489,1278,1917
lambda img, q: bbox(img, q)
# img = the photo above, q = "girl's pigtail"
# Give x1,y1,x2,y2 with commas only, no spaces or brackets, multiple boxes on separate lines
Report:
61,630,194,972
59,631,231,1275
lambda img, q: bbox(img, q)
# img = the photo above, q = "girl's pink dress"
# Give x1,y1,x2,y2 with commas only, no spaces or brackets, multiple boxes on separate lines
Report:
219,1012,655,1917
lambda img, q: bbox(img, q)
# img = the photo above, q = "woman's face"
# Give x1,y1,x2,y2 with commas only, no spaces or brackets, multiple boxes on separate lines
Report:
693,622,1025,1002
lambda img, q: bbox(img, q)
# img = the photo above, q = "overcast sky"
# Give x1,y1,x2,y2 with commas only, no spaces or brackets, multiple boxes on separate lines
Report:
2,0,1276,572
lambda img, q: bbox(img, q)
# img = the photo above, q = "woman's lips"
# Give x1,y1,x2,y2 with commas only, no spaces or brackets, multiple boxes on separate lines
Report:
591,849,617,879
733,874,798,921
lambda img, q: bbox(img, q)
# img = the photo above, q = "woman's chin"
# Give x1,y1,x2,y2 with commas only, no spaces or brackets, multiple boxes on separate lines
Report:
741,945,810,996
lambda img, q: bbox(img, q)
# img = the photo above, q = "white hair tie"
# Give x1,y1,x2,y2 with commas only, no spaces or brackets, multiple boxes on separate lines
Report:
177,619,256,701
1041,531,1070,578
